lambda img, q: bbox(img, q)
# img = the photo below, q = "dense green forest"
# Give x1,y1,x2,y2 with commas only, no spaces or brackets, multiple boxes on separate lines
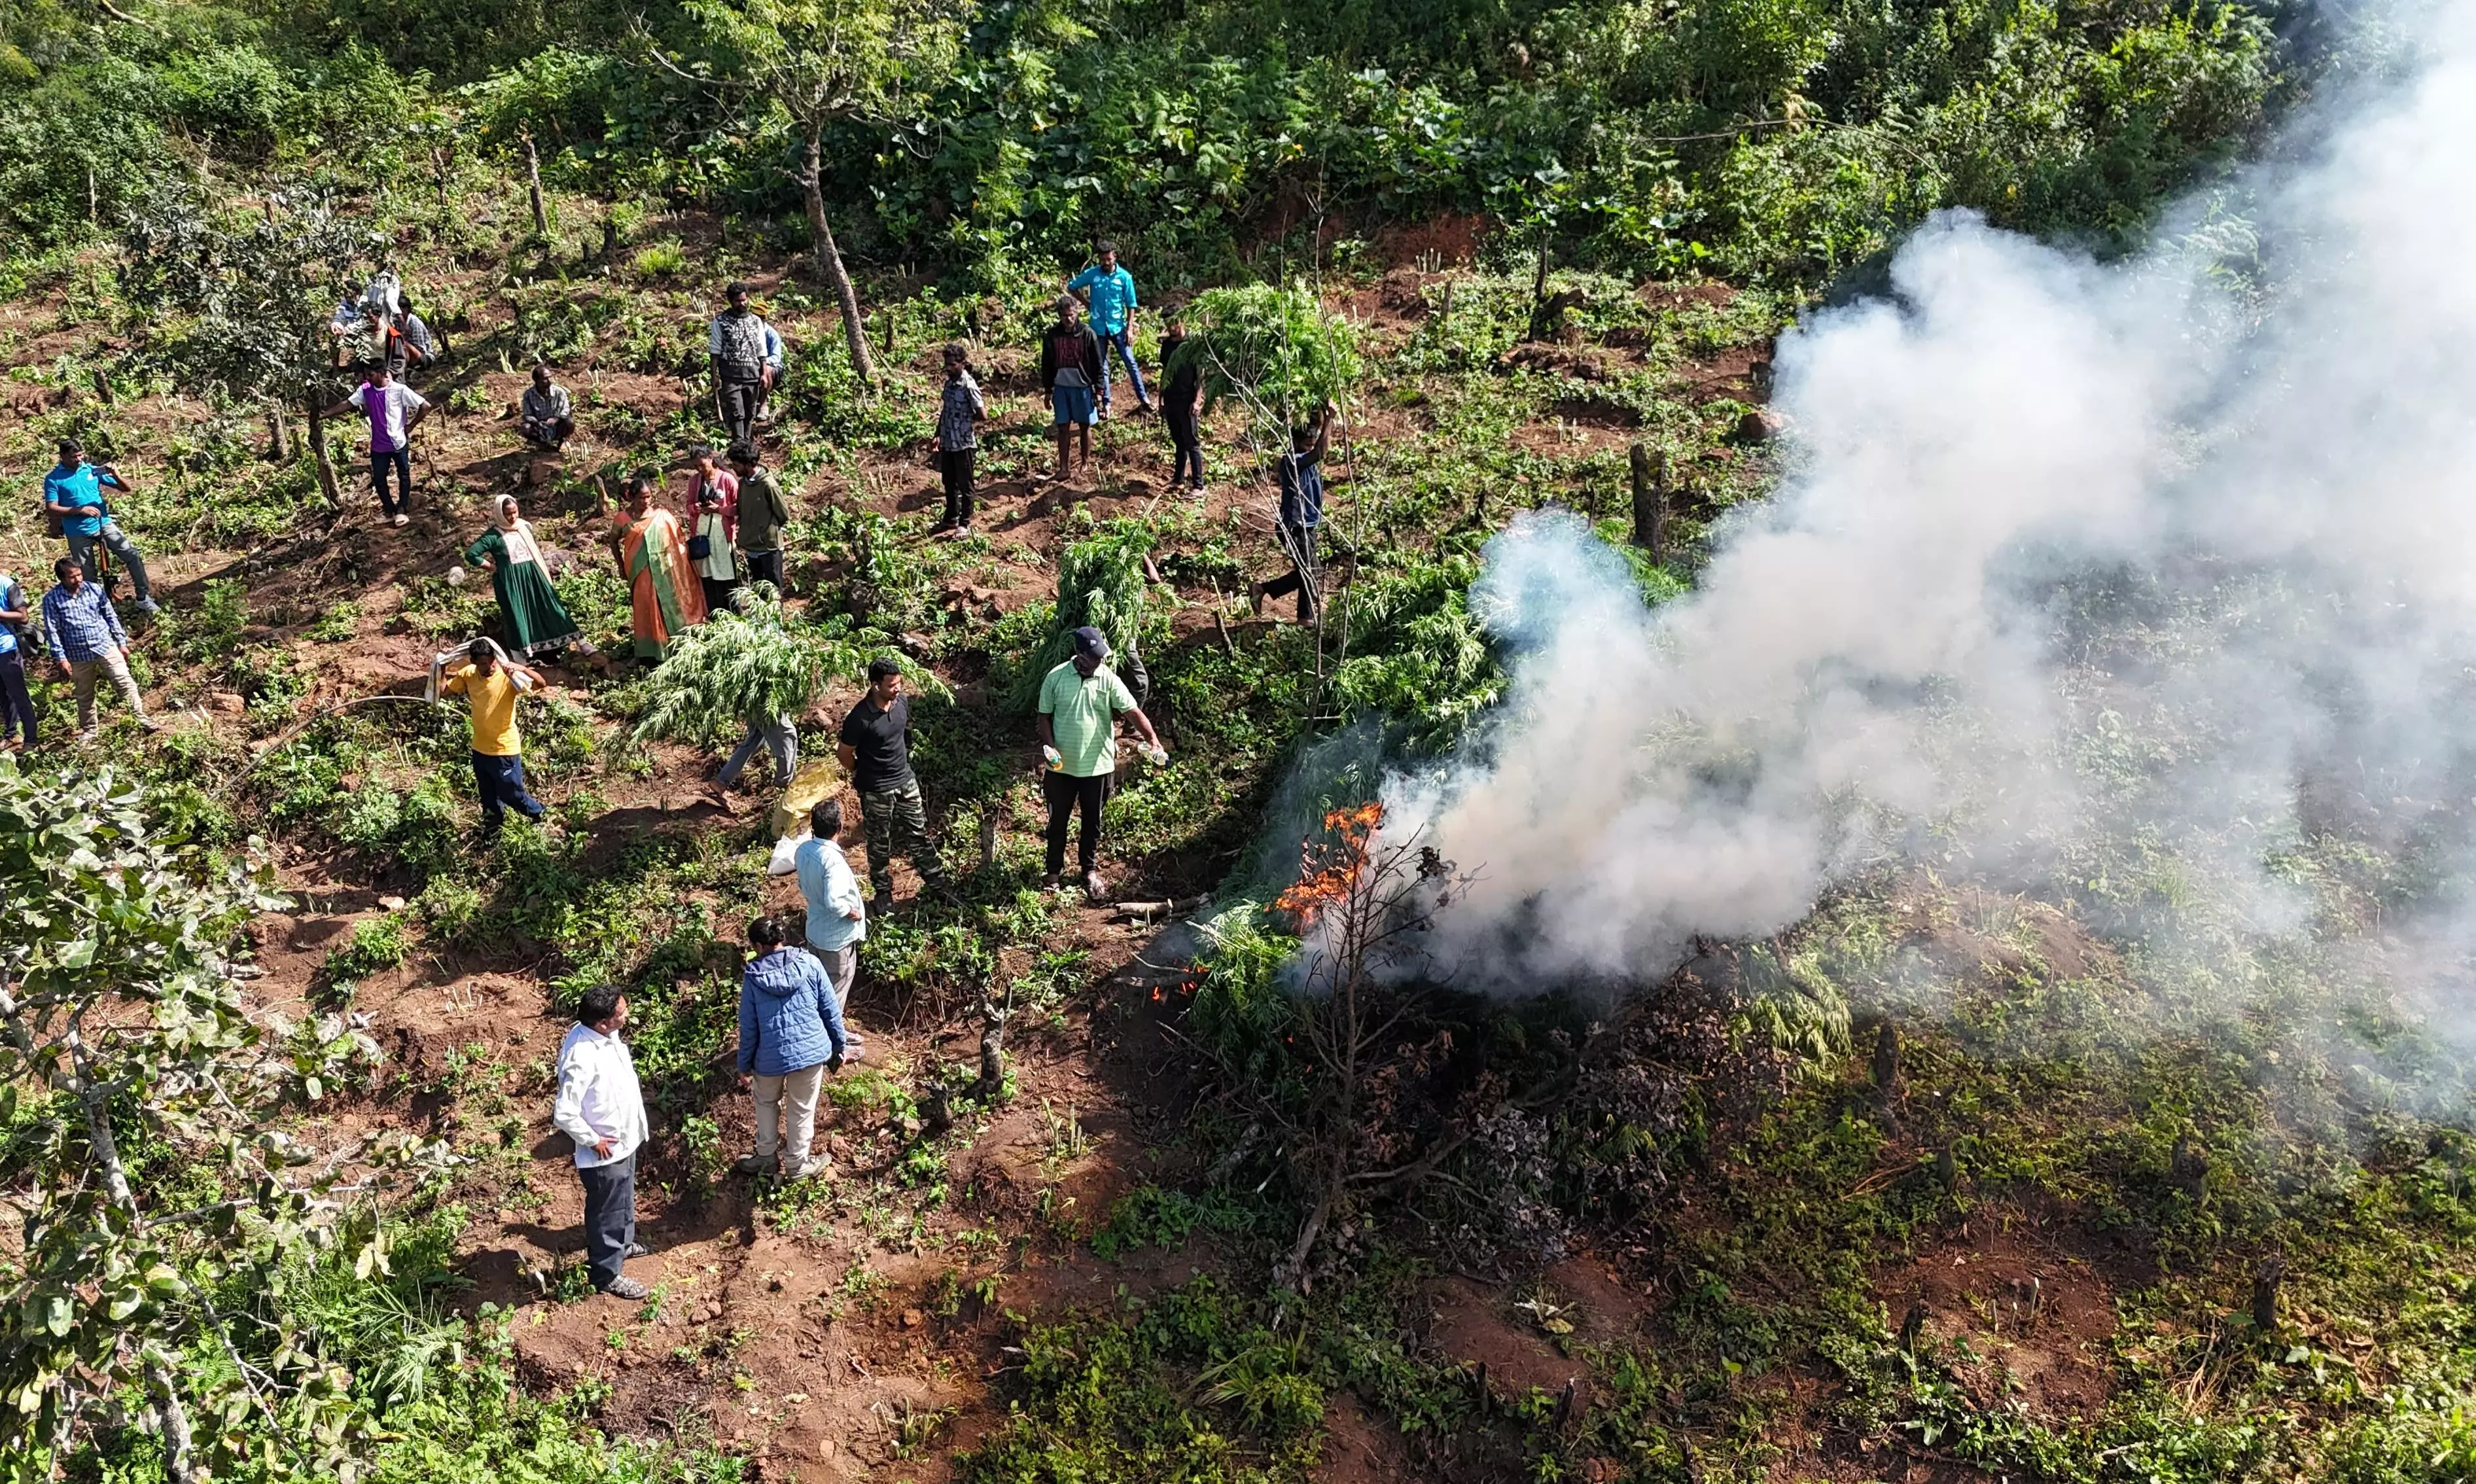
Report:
15,0,2476,1483
5,0,2284,289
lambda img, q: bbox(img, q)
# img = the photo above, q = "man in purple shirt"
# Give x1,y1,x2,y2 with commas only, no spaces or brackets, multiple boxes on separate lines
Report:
324,361,430,528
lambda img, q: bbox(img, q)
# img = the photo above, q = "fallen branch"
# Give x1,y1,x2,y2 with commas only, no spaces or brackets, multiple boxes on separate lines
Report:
250,694,445,754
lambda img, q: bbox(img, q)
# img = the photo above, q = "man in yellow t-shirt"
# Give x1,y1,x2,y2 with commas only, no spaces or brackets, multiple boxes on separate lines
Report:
437,636,548,841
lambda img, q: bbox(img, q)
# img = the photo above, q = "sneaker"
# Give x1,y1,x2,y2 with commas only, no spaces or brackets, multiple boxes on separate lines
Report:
133,597,161,614
731,1153,778,1177
953,522,973,537
601,1276,651,1301
1041,871,1062,889
1190,484,1207,497
1084,873,1109,904
391,513,410,528
785,1156,830,1180
624,1241,653,1258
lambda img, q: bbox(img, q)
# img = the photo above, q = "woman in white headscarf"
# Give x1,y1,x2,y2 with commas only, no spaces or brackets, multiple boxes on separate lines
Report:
464,494,586,656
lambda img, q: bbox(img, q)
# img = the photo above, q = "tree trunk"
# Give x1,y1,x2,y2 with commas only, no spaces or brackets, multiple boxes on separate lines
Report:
973,993,1011,1100
305,392,341,508
1525,233,1549,340
1629,443,1667,560
65,1028,203,1484
523,134,549,238
268,401,291,462
803,128,876,385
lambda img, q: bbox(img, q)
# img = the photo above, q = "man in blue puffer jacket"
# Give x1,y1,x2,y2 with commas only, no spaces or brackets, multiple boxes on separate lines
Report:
733,915,856,1179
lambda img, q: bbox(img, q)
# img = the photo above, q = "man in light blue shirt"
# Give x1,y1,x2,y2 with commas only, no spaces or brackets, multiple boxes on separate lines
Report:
43,438,157,613
1066,241,1148,419
790,798,866,1008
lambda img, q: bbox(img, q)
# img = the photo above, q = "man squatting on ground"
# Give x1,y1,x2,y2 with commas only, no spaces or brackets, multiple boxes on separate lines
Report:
521,364,575,450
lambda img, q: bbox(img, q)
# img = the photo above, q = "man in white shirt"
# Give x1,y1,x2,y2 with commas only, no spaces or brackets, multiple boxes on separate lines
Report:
552,983,652,1299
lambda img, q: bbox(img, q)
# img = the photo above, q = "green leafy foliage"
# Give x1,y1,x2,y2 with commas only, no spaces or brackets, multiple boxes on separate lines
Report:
632,590,859,749
1002,519,1157,711
959,1280,1324,1484
1168,284,1362,432
0,760,442,1483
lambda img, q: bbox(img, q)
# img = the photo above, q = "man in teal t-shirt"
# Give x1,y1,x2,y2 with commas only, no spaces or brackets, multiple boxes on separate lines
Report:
1065,241,1148,419
42,438,157,614
1035,625,1165,901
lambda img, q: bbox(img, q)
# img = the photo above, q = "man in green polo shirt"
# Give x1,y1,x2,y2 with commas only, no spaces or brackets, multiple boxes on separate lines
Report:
1035,625,1165,902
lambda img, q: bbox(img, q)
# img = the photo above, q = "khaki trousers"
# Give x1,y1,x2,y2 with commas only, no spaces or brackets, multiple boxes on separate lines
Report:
68,649,144,730
752,1061,825,1163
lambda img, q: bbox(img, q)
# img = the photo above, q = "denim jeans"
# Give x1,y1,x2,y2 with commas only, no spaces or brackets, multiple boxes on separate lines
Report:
1098,325,1147,408
719,715,798,788
371,446,412,516
66,520,152,603
471,751,545,833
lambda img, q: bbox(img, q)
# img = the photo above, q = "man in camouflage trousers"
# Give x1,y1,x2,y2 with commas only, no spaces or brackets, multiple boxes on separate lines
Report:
837,656,951,906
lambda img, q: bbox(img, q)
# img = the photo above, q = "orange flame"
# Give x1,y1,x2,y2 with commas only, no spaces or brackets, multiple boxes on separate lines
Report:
1274,801,1385,929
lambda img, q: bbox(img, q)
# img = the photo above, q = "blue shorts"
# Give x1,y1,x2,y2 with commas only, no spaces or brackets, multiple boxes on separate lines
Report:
1052,384,1095,427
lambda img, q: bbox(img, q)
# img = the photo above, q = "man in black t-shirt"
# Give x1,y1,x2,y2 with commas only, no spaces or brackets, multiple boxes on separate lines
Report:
837,656,951,904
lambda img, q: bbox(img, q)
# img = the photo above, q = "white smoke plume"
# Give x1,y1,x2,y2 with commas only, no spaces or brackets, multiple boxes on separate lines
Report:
1386,0,2476,1010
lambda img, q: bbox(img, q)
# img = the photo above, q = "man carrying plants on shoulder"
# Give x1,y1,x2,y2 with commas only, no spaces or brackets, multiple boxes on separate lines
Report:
1035,625,1165,904
733,914,854,1181
553,983,652,1300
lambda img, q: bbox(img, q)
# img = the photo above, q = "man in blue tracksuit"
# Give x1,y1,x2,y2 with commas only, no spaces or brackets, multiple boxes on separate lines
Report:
1067,241,1148,419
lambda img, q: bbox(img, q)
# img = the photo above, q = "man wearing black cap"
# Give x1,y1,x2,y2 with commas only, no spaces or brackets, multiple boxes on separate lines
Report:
1034,625,1165,901
709,281,784,448
838,656,950,905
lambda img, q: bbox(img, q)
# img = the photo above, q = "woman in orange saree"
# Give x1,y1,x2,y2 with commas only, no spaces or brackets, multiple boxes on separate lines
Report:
610,476,707,660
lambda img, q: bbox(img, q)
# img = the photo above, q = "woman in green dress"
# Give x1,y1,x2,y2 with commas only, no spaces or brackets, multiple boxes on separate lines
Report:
465,495,588,657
